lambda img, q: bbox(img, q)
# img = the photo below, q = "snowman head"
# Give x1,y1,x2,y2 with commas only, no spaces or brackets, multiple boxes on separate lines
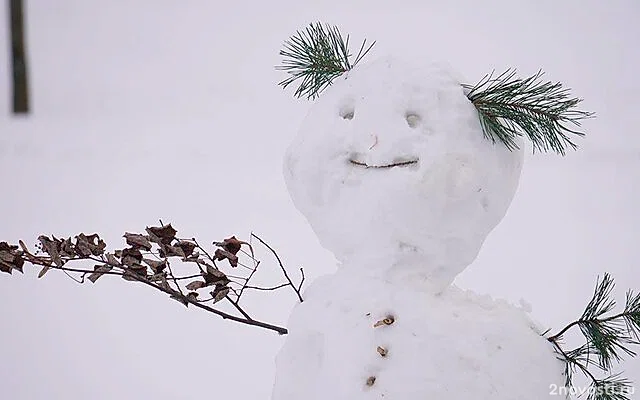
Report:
283,57,524,285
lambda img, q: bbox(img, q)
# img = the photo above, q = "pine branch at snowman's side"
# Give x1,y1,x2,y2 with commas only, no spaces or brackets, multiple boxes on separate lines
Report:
276,21,375,99
463,69,594,155
551,341,634,399
586,374,634,400
546,273,640,399
624,290,640,340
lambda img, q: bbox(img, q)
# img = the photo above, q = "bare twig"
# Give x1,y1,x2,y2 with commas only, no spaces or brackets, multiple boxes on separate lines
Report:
251,233,304,303
165,259,184,296
237,260,260,301
243,283,290,291
297,268,305,292
0,223,304,336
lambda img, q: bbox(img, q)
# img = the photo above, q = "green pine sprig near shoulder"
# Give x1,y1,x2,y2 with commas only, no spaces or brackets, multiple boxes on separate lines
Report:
276,22,375,100
546,273,640,399
463,69,594,155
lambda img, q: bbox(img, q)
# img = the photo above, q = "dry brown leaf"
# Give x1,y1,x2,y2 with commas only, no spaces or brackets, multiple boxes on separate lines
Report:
37,266,50,278
159,244,185,258
215,236,244,255
159,275,171,291
207,264,226,278
146,224,177,245
214,248,238,268
88,265,113,283
148,273,165,282
0,259,13,274
106,253,121,267
85,233,106,256
121,247,143,267
122,270,140,281
0,251,13,263
0,244,23,273
170,293,189,307
186,280,206,291
128,264,147,275
74,234,93,257
211,287,230,304
0,242,18,252
142,258,167,273
38,236,63,266
12,256,24,273
176,241,196,258
58,238,75,258
203,266,229,286
187,292,199,301
123,233,152,251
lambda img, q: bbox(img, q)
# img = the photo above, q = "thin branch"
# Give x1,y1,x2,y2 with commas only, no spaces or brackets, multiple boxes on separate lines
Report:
243,283,290,291
297,268,305,292
225,296,253,321
62,269,85,284
11,256,286,334
165,259,184,296
134,275,286,334
237,260,260,301
251,233,304,303
2,224,303,336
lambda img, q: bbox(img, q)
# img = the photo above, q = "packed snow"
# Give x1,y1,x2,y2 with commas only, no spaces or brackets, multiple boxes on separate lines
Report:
284,58,523,289
273,272,563,399
274,58,562,399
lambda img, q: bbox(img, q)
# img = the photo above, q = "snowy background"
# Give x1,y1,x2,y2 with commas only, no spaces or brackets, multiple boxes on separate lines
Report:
0,0,638,398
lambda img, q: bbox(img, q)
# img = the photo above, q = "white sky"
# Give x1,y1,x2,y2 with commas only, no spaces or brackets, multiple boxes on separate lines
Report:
0,1,638,398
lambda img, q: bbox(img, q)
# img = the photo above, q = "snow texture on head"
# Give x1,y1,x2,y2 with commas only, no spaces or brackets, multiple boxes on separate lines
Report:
284,57,523,287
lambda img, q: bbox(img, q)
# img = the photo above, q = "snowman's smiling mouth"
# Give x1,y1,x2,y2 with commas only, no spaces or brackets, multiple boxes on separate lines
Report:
348,158,419,169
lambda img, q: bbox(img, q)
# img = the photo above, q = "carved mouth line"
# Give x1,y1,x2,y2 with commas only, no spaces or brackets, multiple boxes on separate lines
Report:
349,159,419,169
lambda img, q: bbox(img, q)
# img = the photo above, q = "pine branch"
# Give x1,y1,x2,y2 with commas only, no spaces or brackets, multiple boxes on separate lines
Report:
463,69,594,155
547,273,640,399
587,374,634,400
624,290,640,340
276,22,375,99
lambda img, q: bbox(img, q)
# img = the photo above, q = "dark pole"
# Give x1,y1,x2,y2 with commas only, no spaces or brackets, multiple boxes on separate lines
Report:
9,0,29,114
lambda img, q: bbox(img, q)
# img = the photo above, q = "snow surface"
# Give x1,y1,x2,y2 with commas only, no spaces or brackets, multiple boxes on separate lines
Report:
284,57,523,289
272,267,564,399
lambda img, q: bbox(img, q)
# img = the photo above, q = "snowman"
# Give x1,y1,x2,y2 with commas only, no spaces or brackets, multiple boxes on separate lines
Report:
272,53,570,398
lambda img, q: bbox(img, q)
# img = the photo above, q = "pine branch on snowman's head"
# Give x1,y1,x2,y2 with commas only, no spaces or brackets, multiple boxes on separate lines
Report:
276,22,594,156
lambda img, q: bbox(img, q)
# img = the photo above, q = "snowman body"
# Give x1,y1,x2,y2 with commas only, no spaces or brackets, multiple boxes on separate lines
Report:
273,57,563,399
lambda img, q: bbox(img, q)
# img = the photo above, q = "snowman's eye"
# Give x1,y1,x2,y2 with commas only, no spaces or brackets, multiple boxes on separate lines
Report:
340,105,355,120
405,112,421,128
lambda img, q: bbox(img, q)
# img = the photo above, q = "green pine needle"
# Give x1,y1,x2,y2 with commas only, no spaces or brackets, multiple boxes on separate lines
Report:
583,274,618,320
548,274,640,398
276,22,375,99
463,69,594,155
588,374,634,400
624,290,640,340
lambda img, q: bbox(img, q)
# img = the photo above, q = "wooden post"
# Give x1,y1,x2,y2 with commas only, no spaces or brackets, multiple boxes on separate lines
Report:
9,0,29,114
